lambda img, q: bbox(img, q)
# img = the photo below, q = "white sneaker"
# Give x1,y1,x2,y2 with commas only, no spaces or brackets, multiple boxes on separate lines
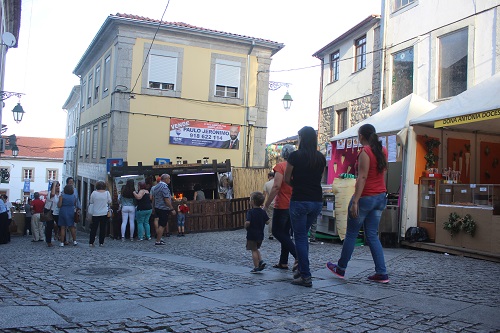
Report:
73,241,78,246
59,243,64,247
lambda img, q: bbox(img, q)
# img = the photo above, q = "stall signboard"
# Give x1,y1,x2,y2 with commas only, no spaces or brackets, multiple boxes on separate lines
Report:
434,109,500,128
107,158,124,173
169,118,240,149
114,175,145,196
156,158,170,165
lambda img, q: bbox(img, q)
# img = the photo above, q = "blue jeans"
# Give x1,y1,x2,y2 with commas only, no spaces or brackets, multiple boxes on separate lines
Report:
136,209,152,240
271,208,296,265
338,193,387,274
289,201,323,278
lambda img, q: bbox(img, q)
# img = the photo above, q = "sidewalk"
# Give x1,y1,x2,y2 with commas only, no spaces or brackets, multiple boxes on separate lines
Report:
0,229,499,332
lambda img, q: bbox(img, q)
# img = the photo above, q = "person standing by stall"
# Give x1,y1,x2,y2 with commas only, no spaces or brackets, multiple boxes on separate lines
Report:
24,199,32,236
58,185,78,246
134,181,152,241
263,144,297,271
327,123,390,283
89,181,112,247
263,172,275,240
152,174,176,245
285,126,326,287
119,179,137,241
177,197,189,237
30,192,45,242
0,195,10,244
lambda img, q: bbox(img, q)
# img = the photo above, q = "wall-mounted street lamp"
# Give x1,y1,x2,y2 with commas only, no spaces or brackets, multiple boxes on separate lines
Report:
269,81,293,111
0,91,26,123
11,145,18,157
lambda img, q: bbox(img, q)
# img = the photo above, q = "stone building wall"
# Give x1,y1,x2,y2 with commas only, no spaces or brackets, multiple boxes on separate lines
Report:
349,95,372,126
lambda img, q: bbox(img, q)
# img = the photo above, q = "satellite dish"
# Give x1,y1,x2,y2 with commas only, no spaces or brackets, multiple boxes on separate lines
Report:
2,32,16,47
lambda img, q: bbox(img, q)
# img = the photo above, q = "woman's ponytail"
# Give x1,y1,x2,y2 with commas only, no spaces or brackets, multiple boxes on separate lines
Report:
359,124,387,173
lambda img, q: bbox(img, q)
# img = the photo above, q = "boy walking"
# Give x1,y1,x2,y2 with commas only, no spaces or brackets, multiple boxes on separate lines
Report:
245,192,269,273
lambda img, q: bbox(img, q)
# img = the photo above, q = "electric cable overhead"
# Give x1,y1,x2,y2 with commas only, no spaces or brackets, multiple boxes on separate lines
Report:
131,0,171,92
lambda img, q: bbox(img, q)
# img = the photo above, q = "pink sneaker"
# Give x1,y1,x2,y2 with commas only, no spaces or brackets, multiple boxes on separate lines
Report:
326,262,345,279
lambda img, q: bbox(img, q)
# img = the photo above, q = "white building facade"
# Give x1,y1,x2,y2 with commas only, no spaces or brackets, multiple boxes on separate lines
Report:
62,85,80,184
0,137,64,202
382,0,500,107
313,15,381,153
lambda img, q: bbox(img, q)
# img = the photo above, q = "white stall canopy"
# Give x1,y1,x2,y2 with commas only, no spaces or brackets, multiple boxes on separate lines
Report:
331,93,436,143
410,72,500,134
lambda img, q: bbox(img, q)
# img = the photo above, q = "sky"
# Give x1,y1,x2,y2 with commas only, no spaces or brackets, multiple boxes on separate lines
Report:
3,0,381,144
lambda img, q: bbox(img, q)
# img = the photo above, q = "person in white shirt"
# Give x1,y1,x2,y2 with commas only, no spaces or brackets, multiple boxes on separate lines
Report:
88,181,112,247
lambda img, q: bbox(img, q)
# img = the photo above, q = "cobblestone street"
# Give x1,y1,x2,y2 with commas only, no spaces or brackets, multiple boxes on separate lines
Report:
0,229,499,332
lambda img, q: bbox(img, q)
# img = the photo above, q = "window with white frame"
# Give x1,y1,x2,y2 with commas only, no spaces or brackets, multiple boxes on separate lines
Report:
394,0,414,11
22,168,34,182
392,47,414,103
92,125,98,159
337,109,348,133
355,36,366,71
103,54,111,96
438,28,468,99
100,121,108,158
46,169,58,182
81,79,86,109
86,127,91,157
148,52,177,90
87,73,93,106
215,59,240,98
330,51,340,82
94,65,101,100
79,130,85,157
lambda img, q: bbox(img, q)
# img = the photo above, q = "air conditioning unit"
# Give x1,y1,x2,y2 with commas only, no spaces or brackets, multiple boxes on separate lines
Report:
0,138,5,153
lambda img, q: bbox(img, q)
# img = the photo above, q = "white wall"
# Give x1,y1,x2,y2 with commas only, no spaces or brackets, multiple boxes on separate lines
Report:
321,24,378,107
384,0,500,105
0,158,63,202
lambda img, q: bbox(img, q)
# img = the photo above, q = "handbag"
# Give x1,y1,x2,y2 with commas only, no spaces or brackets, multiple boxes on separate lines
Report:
74,211,80,224
41,211,53,222
107,209,113,218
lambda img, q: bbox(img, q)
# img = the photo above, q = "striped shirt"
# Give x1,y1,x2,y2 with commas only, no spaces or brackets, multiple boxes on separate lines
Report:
152,182,172,210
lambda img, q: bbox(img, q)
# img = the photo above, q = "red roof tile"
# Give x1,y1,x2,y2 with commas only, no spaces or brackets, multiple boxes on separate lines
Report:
113,13,281,45
15,137,64,159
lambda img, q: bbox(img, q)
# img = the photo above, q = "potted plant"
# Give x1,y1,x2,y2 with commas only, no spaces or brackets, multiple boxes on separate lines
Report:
424,136,441,170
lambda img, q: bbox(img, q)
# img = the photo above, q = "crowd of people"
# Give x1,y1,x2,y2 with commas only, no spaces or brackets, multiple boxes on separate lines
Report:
1,124,390,289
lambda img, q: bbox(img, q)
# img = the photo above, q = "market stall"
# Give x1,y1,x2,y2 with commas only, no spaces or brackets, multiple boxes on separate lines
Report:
409,72,500,255
329,94,436,243
109,160,267,236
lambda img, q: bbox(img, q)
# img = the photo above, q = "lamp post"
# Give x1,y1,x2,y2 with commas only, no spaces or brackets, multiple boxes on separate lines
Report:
269,81,293,111
12,103,25,123
0,91,25,156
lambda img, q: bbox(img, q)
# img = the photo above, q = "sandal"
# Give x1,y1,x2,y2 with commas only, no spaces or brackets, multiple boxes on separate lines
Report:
272,263,289,270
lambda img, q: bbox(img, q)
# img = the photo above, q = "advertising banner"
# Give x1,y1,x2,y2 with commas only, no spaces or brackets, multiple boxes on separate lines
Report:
23,179,30,193
169,118,240,149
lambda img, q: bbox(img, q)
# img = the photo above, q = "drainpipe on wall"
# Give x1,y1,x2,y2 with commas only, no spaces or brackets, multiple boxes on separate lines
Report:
317,58,325,150
379,0,388,113
244,41,255,168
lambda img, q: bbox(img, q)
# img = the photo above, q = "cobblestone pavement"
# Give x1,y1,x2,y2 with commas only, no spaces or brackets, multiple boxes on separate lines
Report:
0,228,499,332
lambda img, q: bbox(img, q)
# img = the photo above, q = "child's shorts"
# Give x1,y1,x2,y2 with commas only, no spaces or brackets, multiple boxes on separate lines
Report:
177,213,185,227
246,240,262,251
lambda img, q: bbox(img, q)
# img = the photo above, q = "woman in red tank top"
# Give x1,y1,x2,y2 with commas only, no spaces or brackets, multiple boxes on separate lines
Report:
327,124,390,283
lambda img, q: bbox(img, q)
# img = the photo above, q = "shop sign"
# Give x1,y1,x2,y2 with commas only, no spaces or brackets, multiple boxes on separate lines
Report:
434,109,500,128
106,158,124,173
169,118,240,149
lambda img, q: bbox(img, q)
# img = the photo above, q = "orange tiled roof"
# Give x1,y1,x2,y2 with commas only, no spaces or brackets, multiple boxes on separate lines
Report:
15,137,64,159
114,13,281,45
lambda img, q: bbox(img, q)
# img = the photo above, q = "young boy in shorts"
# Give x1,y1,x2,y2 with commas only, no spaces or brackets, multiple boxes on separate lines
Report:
245,192,270,273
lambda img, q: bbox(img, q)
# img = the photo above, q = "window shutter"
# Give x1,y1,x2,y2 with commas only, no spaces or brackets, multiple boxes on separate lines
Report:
149,55,177,85
215,62,240,88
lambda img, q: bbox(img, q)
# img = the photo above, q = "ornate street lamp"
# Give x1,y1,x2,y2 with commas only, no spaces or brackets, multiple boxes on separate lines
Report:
281,91,293,111
11,144,18,157
269,82,293,111
12,103,25,123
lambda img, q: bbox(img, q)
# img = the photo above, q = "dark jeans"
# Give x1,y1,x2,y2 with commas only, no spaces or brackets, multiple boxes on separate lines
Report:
0,211,9,244
44,208,54,244
90,215,108,245
289,201,323,278
24,216,31,235
271,208,296,265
